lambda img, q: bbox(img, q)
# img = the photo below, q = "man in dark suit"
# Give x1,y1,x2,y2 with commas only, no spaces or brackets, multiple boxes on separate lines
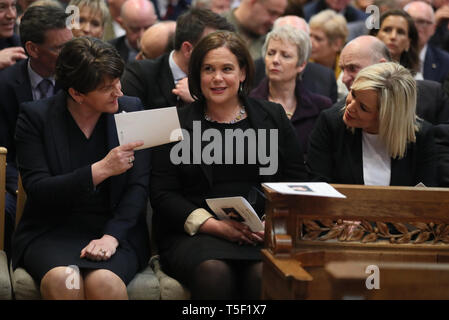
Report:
121,8,233,110
252,15,338,102
0,0,27,70
304,0,367,23
109,0,158,63
0,5,72,258
405,1,449,83
434,122,449,187
339,35,449,124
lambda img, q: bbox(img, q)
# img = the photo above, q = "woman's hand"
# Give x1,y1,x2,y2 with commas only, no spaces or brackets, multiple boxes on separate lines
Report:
80,234,119,261
199,218,264,245
92,140,143,186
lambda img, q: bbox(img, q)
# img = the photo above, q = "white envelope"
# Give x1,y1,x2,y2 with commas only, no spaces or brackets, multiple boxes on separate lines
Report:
114,106,184,150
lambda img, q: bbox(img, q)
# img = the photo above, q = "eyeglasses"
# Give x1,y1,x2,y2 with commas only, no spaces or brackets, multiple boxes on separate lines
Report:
413,19,434,27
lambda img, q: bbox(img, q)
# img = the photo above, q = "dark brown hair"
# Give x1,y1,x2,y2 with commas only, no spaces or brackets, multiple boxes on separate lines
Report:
188,31,254,102
55,36,124,93
370,9,420,74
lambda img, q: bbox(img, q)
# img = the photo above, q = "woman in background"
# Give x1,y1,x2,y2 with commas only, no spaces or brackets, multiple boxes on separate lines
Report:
250,25,332,156
309,9,348,80
370,9,420,75
68,0,110,39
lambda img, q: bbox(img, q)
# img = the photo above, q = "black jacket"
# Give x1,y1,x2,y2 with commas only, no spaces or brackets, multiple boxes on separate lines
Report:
150,96,308,247
121,53,177,110
306,105,438,186
12,91,151,270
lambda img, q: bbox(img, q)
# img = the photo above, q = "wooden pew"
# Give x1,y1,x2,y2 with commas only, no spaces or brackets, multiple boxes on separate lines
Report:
261,184,449,300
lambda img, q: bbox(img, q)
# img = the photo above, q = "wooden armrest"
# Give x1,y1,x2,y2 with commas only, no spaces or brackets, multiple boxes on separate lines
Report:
262,249,313,281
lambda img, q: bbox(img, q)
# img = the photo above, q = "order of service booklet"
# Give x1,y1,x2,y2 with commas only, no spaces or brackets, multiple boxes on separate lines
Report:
262,182,346,198
206,197,264,232
114,106,183,150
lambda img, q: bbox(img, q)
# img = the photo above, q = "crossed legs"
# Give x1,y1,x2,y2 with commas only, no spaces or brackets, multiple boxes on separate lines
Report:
40,267,128,300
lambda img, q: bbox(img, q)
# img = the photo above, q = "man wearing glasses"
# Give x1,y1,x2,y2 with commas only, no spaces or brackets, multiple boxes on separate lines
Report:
405,1,449,83
0,5,72,259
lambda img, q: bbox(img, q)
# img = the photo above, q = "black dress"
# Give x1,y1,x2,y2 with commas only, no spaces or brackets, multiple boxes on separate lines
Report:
22,111,139,285
159,118,263,285
151,97,308,288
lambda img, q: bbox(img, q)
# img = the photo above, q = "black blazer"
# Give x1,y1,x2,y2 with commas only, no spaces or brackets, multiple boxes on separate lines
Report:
121,53,177,110
423,44,449,84
109,35,130,63
12,91,151,270
416,80,449,124
252,58,338,103
150,96,308,247
306,105,438,186
0,59,32,195
434,122,449,187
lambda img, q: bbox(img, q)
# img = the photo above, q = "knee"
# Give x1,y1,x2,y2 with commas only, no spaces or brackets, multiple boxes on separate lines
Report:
195,259,232,279
84,269,128,300
40,266,84,300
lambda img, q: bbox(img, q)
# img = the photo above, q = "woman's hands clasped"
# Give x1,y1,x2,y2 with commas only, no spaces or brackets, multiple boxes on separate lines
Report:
80,234,119,261
200,218,265,246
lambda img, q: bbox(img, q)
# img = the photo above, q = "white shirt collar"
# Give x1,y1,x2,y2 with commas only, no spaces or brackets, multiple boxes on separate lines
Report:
168,50,187,83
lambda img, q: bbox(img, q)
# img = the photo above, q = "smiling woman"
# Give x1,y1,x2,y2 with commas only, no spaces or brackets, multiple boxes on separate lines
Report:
12,37,151,300
306,62,438,187
150,30,308,300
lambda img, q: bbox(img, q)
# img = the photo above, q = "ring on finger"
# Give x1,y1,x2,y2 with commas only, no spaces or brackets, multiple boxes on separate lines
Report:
128,156,135,164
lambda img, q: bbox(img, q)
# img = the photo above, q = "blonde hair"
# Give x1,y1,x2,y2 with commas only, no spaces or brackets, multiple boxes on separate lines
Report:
309,9,348,44
68,0,111,27
262,25,311,66
351,62,418,159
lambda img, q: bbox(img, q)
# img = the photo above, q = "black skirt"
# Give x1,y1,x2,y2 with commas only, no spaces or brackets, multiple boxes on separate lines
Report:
160,233,262,286
22,213,139,286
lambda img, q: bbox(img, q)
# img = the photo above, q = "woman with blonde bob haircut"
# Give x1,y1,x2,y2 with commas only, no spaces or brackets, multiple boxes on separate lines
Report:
309,9,348,79
307,62,438,187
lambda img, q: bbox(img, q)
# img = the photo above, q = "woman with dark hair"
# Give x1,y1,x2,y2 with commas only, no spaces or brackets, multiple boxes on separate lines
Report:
370,9,420,74
150,30,307,299
12,37,150,299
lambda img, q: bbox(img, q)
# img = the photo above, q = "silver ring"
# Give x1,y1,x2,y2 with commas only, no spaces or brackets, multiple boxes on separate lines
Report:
128,156,134,164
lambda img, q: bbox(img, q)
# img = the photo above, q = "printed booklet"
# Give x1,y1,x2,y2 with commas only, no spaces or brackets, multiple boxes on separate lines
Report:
262,182,346,198
205,197,264,232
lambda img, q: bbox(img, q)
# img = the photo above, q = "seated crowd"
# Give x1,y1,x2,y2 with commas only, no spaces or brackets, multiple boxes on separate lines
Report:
1,0,449,300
